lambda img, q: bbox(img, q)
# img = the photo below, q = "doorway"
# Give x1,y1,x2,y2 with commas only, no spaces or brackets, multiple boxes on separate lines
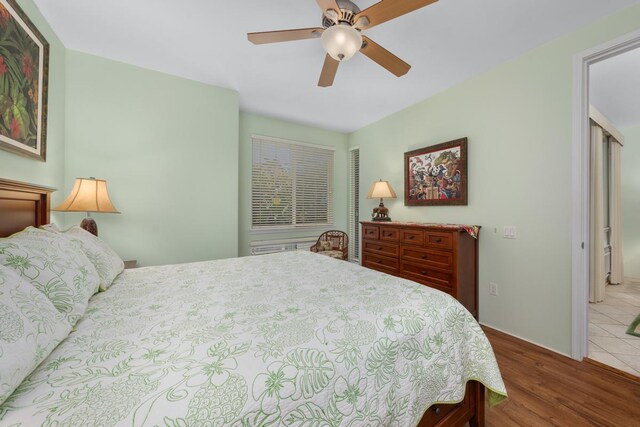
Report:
571,29,640,367
587,52,640,376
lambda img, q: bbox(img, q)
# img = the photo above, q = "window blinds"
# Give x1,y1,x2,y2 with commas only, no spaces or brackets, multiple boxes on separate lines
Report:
252,135,334,229
349,148,360,261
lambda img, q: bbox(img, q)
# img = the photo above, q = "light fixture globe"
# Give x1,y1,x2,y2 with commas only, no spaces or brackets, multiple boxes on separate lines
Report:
321,24,362,61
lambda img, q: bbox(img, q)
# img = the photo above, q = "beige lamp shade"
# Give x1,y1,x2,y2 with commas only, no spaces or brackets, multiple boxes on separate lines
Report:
367,180,397,199
53,178,120,213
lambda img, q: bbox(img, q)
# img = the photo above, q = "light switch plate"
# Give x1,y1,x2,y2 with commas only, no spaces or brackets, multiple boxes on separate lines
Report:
503,226,517,239
489,282,498,296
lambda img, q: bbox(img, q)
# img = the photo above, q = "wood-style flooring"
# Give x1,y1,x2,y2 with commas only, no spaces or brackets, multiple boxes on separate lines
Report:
483,327,640,427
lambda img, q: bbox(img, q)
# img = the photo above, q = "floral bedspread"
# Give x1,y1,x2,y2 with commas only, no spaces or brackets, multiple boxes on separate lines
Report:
0,251,506,426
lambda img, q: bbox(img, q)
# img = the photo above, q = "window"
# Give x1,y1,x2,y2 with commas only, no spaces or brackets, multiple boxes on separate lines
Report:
252,135,334,229
349,147,360,262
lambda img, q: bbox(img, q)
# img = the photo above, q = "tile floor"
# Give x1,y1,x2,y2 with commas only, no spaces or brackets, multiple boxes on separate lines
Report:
588,279,640,377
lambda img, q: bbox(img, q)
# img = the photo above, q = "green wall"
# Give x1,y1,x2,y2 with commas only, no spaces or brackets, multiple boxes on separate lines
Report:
349,5,640,355
63,54,349,265
0,0,66,222
622,125,640,279
6,0,640,354
238,112,349,256
64,51,239,266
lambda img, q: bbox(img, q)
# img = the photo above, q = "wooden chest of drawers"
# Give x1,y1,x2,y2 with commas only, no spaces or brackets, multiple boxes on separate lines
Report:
361,221,479,319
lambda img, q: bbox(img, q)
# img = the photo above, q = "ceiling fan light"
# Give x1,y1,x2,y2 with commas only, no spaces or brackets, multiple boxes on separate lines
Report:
321,24,362,62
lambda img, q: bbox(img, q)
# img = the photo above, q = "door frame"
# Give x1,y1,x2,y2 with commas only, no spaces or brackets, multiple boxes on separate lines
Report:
571,29,640,360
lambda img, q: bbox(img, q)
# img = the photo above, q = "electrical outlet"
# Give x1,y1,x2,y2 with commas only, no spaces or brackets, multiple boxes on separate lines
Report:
503,226,517,239
489,282,498,296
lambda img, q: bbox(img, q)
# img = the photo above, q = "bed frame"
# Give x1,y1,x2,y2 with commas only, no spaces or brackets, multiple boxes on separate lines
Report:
418,382,484,427
0,178,55,238
0,177,485,427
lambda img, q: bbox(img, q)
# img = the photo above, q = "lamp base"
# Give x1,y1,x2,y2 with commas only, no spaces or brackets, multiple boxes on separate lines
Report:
80,217,98,236
371,200,391,222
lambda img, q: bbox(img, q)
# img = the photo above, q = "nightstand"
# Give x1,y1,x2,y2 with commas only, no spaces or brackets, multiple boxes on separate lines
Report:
124,260,138,269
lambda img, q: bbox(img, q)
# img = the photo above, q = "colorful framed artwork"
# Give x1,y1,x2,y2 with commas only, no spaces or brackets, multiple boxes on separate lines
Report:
0,0,49,161
404,137,468,206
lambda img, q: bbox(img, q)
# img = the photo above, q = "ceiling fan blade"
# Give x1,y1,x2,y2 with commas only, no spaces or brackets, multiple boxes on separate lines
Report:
247,27,324,45
318,54,339,87
353,0,438,30
360,36,411,77
316,0,342,22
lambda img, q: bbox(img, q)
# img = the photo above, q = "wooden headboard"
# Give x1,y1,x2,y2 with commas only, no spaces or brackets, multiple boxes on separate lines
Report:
0,178,55,237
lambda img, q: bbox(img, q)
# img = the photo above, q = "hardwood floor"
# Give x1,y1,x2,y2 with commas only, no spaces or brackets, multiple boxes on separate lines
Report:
483,327,640,427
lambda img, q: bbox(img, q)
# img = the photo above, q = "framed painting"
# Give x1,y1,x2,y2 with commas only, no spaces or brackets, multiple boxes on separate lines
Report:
404,137,467,206
0,0,49,161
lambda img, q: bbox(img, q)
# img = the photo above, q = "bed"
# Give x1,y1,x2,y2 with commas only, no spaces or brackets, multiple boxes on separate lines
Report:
0,178,506,426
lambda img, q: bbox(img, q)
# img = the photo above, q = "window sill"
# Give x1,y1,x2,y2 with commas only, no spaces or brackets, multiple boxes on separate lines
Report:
250,225,335,235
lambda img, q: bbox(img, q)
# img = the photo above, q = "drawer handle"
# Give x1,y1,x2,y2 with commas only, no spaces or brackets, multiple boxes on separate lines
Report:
408,235,415,239
421,255,428,260
378,247,383,250
377,260,383,264
421,270,428,275
434,238,442,243
432,406,441,415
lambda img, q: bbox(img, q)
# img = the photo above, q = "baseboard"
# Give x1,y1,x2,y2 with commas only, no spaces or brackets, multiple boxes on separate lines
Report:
584,358,640,383
480,322,572,359
624,276,640,284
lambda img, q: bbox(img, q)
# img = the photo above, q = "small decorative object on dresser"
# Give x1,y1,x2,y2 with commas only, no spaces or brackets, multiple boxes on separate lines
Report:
53,177,120,236
361,221,480,318
405,137,468,206
367,179,397,221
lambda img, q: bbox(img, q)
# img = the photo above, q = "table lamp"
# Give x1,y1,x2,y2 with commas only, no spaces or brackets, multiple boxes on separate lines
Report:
53,177,120,236
367,179,397,222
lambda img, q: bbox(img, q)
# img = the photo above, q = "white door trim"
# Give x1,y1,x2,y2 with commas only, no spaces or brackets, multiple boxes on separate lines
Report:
571,28,640,361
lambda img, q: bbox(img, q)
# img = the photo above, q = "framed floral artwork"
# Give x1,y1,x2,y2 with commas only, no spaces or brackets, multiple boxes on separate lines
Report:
0,0,49,161
404,137,468,206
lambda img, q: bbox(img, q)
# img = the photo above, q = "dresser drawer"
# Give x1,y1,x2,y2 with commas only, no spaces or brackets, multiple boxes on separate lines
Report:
424,231,453,250
401,262,453,290
363,225,379,240
363,240,399,257
363,253,399,274
379,226,399,242
400,246,453,270
400,229,424,245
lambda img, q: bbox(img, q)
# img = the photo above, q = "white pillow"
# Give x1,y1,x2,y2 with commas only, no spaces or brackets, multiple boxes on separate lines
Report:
49,226,124,291
0,227,101,326
0,266,71,405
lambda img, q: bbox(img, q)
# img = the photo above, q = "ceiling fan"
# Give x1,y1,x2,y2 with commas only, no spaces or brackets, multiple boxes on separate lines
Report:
247,0,438,87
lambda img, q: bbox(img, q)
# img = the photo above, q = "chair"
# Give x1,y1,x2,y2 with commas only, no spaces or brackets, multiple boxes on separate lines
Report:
310,230,348,260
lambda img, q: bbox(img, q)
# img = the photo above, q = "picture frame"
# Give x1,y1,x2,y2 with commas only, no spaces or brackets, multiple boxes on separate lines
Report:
0,0,49,161
404,137,468,206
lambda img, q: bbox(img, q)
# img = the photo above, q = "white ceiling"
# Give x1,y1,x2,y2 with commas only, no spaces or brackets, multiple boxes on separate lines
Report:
590,47,640,130
33,0,640,133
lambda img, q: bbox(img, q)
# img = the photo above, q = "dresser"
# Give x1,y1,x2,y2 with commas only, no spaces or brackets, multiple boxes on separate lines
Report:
360,221,480,319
